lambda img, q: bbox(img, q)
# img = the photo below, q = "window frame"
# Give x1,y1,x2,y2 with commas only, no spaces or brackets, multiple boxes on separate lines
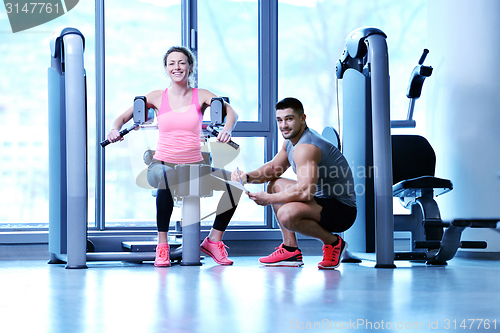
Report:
94,0,278,231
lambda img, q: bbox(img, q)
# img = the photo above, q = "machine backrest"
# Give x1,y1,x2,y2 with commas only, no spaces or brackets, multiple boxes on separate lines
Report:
392,135,436,185
321,126,341,149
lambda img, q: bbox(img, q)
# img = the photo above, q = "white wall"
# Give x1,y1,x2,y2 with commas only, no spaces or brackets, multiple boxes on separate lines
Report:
427,0,500,252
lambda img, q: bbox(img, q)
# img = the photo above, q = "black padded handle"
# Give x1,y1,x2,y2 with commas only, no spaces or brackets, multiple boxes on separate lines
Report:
418,48,429,65
100,124,138,147
206,126,239,150
460,241,487,249
406,49,433,99
414,241,441,249
226,140,240,150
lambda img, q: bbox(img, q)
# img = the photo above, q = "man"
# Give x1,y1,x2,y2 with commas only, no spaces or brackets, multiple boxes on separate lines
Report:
232,97,357,269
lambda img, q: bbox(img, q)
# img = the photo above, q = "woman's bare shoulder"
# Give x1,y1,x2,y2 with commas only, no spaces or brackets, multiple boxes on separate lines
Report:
197,88,216,98
147,90,164,98
145,90,165,109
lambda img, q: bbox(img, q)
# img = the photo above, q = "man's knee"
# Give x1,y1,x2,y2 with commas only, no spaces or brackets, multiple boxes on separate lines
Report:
276,207,295,230
267,179,277,194
267,178,287,194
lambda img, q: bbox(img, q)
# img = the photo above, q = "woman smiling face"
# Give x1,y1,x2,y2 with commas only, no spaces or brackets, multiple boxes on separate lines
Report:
165,51,192,84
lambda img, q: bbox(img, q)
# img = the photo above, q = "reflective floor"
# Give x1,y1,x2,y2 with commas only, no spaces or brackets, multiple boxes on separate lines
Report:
0,256,499,333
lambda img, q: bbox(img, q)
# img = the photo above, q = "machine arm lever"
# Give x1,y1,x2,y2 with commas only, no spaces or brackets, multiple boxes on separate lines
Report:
418,48,429,65
100,123,139,147
407,49,433,99
206,124,239,150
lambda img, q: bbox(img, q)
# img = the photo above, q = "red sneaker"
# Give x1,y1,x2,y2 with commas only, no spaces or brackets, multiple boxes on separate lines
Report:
259,244,304,267
154,243,171,267
318,236,346,270
201,237,233,265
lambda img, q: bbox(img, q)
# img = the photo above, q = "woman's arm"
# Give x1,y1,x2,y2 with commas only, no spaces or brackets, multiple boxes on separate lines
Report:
106,90,162,143
198,88,238,143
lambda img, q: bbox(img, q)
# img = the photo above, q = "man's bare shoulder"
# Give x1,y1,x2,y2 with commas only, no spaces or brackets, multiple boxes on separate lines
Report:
293,143,321,163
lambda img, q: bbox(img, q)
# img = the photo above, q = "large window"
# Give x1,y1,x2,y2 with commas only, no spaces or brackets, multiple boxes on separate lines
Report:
278,0,428,133
105,0,266,228
103,0,181,227
198,0,265,226
0,2,95,229
277,0,428,215
0,0,428,232
198,0,259,122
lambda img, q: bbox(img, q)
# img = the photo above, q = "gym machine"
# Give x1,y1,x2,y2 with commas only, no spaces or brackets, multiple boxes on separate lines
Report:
336,27,395,268
336,27,498,266
390,50,498,264
48,27,88,268
48,27,238,268
48,27,159,267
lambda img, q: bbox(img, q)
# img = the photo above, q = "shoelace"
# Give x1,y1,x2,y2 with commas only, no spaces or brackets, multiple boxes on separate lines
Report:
324,245,339,261
157,246,169,258
217,242,229,257
270,246,285,257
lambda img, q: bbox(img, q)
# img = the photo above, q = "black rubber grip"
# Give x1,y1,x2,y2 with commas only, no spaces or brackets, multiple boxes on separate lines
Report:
100,124,137,148
206,127,239,150
414,241,441,249
418,49,429,65
460,241,487,249
226,140,239,150
100,139,111,147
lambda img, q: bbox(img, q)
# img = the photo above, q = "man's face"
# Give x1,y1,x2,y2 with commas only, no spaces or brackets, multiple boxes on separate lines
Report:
276,108,304,140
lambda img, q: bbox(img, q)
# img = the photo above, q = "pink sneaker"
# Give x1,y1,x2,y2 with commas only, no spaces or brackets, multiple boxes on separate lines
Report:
318,236,346,270
259,244,303,267
154,243,171,267
201,237,233,265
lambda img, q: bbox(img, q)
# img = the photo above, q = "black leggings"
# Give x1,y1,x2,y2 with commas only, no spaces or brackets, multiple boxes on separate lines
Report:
148,159,242,232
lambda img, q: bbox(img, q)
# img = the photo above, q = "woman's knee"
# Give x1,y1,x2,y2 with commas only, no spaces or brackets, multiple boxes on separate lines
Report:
147,162,176,189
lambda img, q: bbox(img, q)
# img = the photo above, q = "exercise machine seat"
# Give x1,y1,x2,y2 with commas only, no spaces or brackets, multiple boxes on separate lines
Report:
392,135,453,198
393,176,452,198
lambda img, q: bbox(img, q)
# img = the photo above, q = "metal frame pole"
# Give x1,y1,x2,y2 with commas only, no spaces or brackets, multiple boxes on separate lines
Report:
366,34,396,268
63,33,88,269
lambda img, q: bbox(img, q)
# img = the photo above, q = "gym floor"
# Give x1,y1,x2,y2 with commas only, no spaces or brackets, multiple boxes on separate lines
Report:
1,255,499,333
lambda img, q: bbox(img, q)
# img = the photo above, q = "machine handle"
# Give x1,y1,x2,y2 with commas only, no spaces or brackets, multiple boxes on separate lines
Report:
225,140,240,150
406,49,433,99
460,241,487,249
206,125,239,150
418,48,429,65
100,123,139,147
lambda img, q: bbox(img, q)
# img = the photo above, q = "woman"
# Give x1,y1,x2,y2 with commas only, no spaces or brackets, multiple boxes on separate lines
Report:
107,46,242,267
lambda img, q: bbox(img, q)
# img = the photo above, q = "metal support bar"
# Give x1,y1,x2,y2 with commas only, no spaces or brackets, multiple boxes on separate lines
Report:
180,165,202,266
95,0,105,231
259,0,278,228
63,33,88,269
181,0,197,83
86,252,156,262
366,34,396,268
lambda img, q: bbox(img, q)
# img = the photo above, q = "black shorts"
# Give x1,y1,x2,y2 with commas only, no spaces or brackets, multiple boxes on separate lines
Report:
314,197,357,233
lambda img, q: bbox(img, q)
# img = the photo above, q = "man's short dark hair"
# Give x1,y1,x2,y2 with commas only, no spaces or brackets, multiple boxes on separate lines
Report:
275,97,304,116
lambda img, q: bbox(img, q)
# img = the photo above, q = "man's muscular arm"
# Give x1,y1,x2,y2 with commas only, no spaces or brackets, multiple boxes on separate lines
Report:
246,141,290,184
246,144,321,206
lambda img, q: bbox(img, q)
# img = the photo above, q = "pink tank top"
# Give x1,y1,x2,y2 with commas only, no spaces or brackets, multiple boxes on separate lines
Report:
153,88,203,163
